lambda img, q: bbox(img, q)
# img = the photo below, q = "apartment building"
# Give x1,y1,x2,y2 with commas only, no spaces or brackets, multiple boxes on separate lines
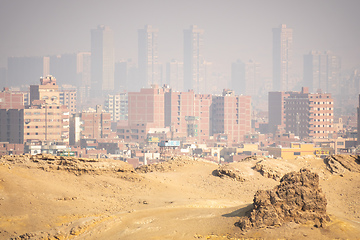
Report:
211,89,251,144
104,92,128,121
285,87,334,140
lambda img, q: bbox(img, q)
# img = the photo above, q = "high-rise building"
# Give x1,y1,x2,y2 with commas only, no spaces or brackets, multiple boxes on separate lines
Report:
7,56,49,88
76,52,91,108
164,90,195,139
114,61,128,92
49,54,77,86
303,50,341,94
128,85,165,128
78,105,111,140
25,76,70,143
0,109,24,144
0,67,7,89
285,87,334,140
268,91,290,134
166,59,183,91
104,92,128,121
184,25,205,93
59,89,77,114
231,60,245,95
231,59,261,96
273,24,293,91
29,75,60,105
138,25,160,88
0,88,25,144
211,89,251,144
91,25,115,98
125,59,140,92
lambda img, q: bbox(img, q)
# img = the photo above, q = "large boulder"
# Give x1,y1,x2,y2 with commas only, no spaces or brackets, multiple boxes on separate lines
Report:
236,168,330,230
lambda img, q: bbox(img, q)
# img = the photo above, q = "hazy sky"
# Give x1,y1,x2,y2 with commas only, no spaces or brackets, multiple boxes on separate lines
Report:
1,0,360,79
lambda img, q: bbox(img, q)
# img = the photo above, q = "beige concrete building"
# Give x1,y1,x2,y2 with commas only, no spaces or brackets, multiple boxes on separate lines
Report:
30,75,60,105
24,102,69,143
25,75,70,143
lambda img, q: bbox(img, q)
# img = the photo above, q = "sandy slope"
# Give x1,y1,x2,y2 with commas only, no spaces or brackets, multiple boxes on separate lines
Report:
0,155,360,239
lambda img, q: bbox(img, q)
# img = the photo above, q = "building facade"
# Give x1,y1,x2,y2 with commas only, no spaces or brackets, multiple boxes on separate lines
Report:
59,89,77,114
268,91,290,133
231,59,261,96
128,85,166,128
184,25,205,93
303,50,341,94
76,52,91,108
104,92,128,121
166,59,183,91
285,87,334,140
91,25,115,97
79,106,112,140
273,24,293,91
138,25,160,88
212,90,251,144
0,88,24,109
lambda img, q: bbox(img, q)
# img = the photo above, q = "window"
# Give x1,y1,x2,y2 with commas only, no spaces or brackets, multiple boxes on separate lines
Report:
294,152,301,155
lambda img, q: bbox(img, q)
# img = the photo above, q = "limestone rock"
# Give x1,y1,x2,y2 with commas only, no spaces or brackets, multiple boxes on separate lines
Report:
0,154,135,176
236,168,330,230
213,164,246,182
254,160,297,181
325,155,360,174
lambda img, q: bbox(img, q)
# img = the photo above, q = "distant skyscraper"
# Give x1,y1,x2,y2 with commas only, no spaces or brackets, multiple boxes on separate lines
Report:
7,56,49,88
231,59,261,96
166,59,183,91
114,61,128,92
203,61,213,94
0,67,7,89
91,25,115,98
273,24,293,91
231,60,245,95
184,25,204,93
49,54,77,86
76,52,91,107
138,25,160,88
303,50,341,94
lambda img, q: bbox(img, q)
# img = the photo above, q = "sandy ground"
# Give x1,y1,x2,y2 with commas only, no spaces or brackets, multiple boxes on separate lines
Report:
0,156,360,239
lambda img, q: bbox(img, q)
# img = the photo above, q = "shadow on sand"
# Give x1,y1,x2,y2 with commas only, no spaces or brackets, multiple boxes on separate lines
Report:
222,203,253,218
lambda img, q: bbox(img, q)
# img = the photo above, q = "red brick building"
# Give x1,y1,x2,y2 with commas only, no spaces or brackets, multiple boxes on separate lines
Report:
128,85,165,128
211,89,251,145
80,105,112,139
0,88,24,109
164,90,212,143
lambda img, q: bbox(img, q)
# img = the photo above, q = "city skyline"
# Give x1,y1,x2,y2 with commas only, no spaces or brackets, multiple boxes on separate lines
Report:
1,0,360,86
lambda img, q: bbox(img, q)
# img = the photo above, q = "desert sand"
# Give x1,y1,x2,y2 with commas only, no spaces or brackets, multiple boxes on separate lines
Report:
0,154,360,240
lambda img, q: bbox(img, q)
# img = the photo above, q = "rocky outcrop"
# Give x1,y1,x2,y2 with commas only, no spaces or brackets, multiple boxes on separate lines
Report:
0,154,135,176
325,155,360,174
254,160,297,181
135,156,196,173
236,168,330,230
213,164,246,182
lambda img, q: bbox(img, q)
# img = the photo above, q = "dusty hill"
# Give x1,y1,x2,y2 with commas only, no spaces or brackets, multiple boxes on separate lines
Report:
0,154,360,239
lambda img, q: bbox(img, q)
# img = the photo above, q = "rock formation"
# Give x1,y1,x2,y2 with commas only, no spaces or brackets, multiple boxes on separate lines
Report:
0,154,135,176
254,159,297,180
325,155,360,174
213,164,246,182
236,168,330,230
